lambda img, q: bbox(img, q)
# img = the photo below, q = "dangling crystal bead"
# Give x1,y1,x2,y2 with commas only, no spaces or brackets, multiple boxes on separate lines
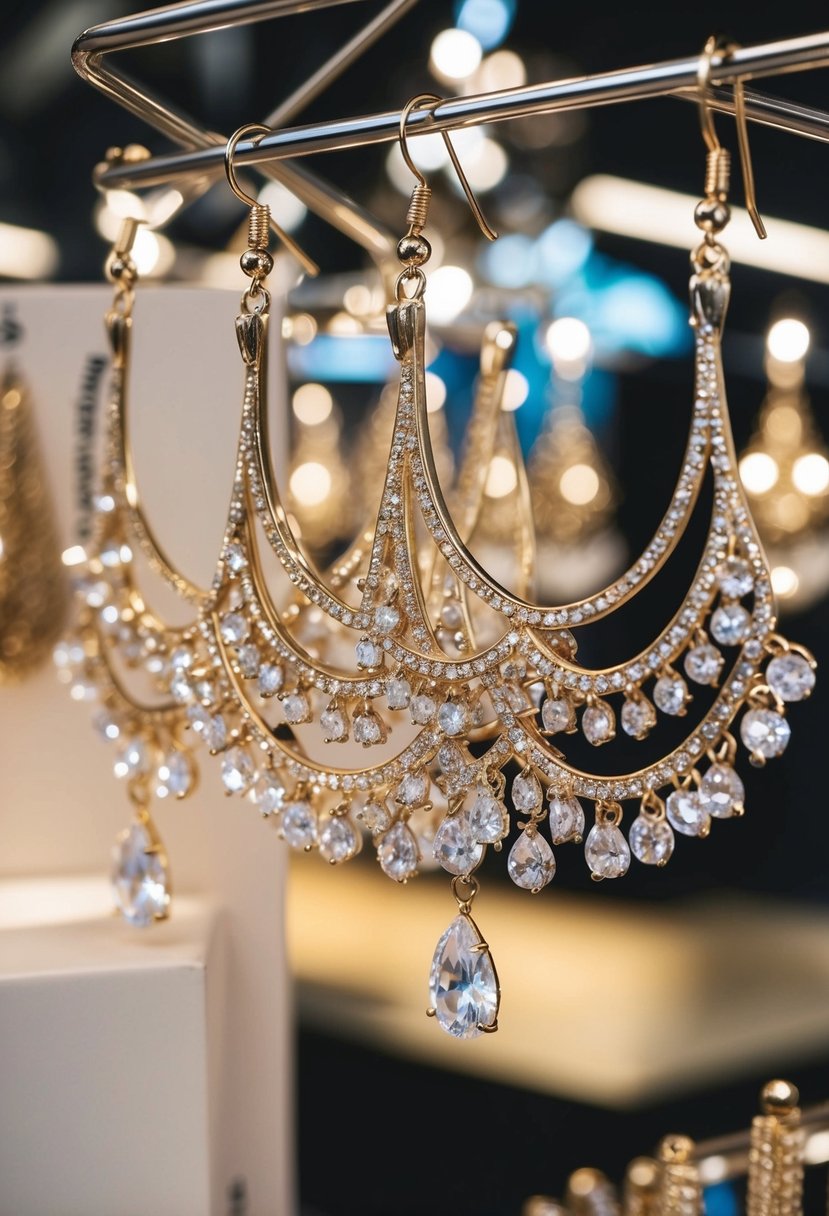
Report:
468,789,509,844
629,814,674,865
219,612,249,645
541,697,573,734
548,794,585,845
377,821,419,881
716,556,753,599
507,829,555,892
281,691,311,724
280,800,318,851
666,788,710,837
710,603,751,647
698,763,744,818
319,814,362,864
766,652,816,702
410,694,436,725
511,770,542,813
582,700,615,745
740,707,790,761
111,819,170,927
621,695,656,740
357,800,391,834
374,604,401,634
433,811,484,876
653,672,688,716
428,913,499,1039
395,770,430,807
155,750,195,799
320,704,349,742
437,699,468,736
684,642,724,686
252,772,286,816
385,675,412,711
257,663,284,698
584,823,630,879
221,746,257,795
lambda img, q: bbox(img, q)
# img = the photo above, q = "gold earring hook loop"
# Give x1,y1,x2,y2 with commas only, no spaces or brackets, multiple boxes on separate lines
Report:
399,94,498,242
224,123,319,277
698,35,766,240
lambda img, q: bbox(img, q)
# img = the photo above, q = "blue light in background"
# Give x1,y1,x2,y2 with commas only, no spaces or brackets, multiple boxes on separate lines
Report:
703,1183,740,1216
454,0,516,49
534,219,594,288
478,232,537,289
287,334,398,382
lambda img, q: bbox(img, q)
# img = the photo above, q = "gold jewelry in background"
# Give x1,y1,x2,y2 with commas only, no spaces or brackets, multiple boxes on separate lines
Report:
0,368,67,682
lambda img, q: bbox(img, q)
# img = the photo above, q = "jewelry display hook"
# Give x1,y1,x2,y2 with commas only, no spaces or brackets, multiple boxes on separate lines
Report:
72,0,420,286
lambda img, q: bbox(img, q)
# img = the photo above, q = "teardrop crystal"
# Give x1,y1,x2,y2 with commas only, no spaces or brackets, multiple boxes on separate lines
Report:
584,823,630,879
511,770,542,813
548,795,585,844
666,788,710,837
319,815,362,864
507,829,555,892
111,819,170,927
698,763,744,818
433,811,484,876
377,821,420,882
468,789,509,844
629,814,675,865
428,913,499,1039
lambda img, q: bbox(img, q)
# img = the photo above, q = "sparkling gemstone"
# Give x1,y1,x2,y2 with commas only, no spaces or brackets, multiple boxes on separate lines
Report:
236,644,260,678
468,790,509,844
740,708,790,759
257,663,284,698
111,820,170,927
541,698,573,734
437,700,468,736
548,795,585,845
410,694,436,724
666,788,710,836
281,800,317,850
357,800,391,833
374,604,401,634
684,642,724,686
170,646,194,672
155,750,194,799
582,701,615,745
201,710,227,751
93,709,122,742
113,738,150,780
433,812,484,876
621,696,656,739
584,823,630,878
219,612,249,645
699,763,744,818
717,556,753,599
320,705,348,742
319,815,362,864
653,673,688,716
505,684,531,713
224,542,246,572
766,652,816,702
629,815,675,865
377,821,419,881
710,603,751,647
353,712,382,745
507,829,555,891
429,913,499,1039
170,672,193,704
221,746,256,794
282,692,310,724
396,771,429,807
356,638,381,669
511,770,542,813
385,676,412,710
252,772,286,815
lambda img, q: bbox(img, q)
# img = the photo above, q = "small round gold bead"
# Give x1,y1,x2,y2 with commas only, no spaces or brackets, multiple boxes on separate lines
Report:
107,255,136,283
240,248,274,278
694,198,730,234
397,234,431,267
761,1078,799,1116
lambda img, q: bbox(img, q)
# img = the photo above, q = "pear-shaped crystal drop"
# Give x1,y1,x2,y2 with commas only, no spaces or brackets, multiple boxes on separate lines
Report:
319,815,362,864
433,811,484,876
511,770,542,813
584,823,630,879
468,789,509,844
699,763,744,818
507,829,555,892
377,821,419,882
629,814,675,865
548,795,585,844
281,800,318,851
428,913,499,1039
666,788,710,837
111,820,170,927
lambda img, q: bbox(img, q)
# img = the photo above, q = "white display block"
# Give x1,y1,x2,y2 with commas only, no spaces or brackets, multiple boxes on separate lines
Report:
0,284,296,1215
0,876,224,1216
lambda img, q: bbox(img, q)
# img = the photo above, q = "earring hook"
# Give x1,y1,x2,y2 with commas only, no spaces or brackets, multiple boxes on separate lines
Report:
698,35,766,240
399,94,498,242
225,123,319,276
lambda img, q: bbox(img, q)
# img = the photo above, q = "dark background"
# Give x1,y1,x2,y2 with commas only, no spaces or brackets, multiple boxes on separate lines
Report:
2,2,829,1213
